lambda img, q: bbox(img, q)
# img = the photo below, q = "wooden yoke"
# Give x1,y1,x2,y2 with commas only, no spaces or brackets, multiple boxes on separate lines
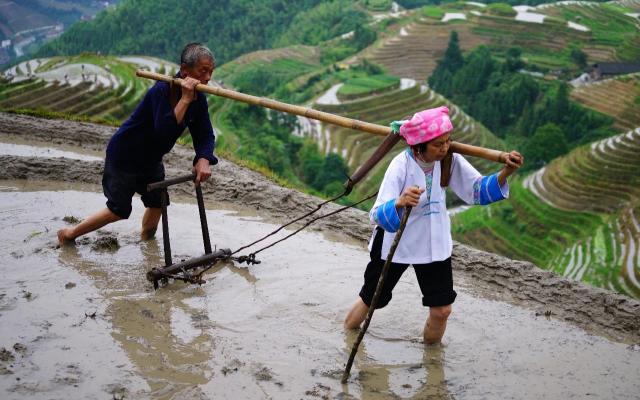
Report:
136,70,509,191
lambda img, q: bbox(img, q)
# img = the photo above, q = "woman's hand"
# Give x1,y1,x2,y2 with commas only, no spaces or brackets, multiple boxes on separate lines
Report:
396,186,424,209
498,150,524,185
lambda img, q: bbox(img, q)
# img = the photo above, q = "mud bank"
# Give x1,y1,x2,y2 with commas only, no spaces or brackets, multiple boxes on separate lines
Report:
1,112,638,344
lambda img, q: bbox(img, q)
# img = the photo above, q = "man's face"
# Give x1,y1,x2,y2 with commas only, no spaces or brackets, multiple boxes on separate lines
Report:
181,57,215,84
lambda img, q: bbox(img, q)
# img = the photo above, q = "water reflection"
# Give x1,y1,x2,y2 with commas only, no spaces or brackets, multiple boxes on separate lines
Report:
342,330,453,399
0,141,102,161
58,236,215,399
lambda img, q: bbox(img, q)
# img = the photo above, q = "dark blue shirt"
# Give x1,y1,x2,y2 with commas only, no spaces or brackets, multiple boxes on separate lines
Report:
106,80,218,172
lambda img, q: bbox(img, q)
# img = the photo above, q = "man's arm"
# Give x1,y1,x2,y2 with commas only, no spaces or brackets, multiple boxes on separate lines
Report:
174,76,199,124
188,93,218,185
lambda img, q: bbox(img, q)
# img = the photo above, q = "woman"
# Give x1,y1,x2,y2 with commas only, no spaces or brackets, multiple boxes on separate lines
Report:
343,106,523,344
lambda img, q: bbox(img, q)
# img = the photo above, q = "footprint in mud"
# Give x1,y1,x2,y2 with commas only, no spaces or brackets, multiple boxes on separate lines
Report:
91,236,119,251
62,215,82,224
254,365,273,381
104,384,127,400
0,348,15,376
221,359,244,376
253,364,284,387
305,383,331,399
191,312,210,329
54,363,81,386
12,343,26,354
0,347,15,362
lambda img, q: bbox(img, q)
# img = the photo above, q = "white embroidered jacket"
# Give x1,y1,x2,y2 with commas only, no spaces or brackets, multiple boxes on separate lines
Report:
369,150,509,264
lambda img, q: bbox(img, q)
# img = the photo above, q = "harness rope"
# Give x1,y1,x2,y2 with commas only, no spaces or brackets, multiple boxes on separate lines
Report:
155,189,379,285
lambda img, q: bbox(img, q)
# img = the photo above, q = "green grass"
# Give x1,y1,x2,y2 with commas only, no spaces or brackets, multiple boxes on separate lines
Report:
422,6,445,20
364,0,392,12
337,74,400,99
1,108,120,126
486,3,516,17
452,180,604,267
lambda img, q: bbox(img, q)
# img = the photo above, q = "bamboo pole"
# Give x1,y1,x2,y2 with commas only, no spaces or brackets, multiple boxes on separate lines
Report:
135,70,509,165
341,205,413,383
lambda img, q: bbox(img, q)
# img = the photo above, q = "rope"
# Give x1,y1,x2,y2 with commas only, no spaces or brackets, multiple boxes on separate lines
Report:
153,190,378,287
231,190,348,256
232,190,378,260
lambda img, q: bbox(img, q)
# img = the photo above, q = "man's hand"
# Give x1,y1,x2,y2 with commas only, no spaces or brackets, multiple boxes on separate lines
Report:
193,158,211,186
396,186,424,209
180,76,200,105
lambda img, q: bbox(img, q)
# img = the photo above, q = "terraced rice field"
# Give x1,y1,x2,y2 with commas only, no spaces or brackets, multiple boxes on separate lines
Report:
1,55,178,122
369,20,488,80
369,1,638,79
307,83,505,206
543,2,640,61
457,127,640,298
571,74,640,131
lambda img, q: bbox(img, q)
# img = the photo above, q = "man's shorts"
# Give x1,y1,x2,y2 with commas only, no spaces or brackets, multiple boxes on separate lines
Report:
358,228,457,309
102,161,167,219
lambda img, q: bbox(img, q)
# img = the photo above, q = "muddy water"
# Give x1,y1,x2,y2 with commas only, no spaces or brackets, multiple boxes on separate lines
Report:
1,182,639,400
0,137,103,162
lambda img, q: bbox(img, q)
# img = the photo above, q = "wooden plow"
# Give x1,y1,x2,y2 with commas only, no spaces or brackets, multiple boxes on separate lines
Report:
145,173,232,289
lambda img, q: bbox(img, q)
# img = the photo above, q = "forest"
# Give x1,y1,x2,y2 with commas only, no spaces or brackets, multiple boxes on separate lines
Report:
428,32,615,170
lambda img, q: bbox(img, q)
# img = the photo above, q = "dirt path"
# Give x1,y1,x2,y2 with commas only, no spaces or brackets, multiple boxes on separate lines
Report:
0,112,638,344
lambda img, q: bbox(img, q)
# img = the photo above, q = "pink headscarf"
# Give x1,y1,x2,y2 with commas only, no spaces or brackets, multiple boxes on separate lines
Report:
398,106,454,145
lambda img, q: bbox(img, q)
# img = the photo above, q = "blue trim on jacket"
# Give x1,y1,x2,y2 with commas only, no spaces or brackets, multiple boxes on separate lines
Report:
375,198,403,232
475,173,507,205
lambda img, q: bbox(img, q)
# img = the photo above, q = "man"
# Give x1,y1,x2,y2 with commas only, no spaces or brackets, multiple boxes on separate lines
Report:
58,43,217,244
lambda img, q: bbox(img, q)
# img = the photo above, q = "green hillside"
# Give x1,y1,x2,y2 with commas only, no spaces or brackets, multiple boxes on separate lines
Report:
1,55,175,123
571,73,640,132
366,1,640,80
33,0,366,66
453,128,640,298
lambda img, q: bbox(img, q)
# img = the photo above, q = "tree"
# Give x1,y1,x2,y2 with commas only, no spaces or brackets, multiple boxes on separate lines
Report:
352,24,377,51
312,153,349,192
428,31,463,94
524,123,568,170
570,47,587,69
552,83,570,124
504,47,524,72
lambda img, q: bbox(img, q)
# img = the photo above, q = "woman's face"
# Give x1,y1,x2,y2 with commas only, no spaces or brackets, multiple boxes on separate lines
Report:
418,133,452,162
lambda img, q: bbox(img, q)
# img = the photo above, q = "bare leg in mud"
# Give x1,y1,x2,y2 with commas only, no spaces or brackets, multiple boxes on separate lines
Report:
57,208,122,245
423,305,451,345
344,299,451,345
141,208,161,240
344,297,369,329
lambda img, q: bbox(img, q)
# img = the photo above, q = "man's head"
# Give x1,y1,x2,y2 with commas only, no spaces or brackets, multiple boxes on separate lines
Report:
179,43,215,84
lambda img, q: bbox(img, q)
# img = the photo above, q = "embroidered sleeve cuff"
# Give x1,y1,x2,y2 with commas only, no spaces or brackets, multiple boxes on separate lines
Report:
374,199,402,232
474,173,508,205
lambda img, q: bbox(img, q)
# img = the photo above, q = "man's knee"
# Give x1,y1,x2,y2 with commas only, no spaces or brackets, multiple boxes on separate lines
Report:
429,305,452,321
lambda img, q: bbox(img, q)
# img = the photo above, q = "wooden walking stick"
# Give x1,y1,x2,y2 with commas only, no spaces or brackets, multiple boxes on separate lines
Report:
341,205,413,384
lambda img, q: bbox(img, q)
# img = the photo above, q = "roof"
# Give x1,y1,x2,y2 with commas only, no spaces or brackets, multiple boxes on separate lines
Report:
592,62,640,75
